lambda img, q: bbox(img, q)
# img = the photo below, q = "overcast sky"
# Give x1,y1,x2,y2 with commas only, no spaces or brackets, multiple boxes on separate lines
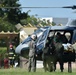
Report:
19,0,76,19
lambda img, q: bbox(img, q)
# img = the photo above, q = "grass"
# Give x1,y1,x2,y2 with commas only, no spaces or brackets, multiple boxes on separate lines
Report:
0,47,76,75
0,68,76,75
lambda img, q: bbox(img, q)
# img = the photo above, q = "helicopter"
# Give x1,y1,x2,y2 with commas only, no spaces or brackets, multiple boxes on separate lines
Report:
15,19,76,72
15,26,50,58
15,5,76,72
15,19,76,59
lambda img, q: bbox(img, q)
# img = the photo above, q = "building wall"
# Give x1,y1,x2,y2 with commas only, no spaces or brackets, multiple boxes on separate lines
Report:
23,27,37,35
20,27,37,42
40,17,53,23
40,17,69,26
53,18,69,26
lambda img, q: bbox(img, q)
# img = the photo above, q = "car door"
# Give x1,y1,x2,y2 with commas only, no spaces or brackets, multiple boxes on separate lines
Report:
36,27,51,54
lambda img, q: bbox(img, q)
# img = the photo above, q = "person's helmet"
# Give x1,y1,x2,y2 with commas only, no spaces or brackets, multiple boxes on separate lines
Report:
9,44,13,48
31,34,37,40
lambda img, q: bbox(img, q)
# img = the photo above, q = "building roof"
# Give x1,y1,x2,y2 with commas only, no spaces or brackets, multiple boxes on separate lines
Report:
0,31,19,38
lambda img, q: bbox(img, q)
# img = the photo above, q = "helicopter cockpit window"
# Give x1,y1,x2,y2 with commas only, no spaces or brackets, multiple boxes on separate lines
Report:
34,29,43,35
55,31,64,35
48,31,55,37
38,30,48,43
65,32,71,42
52,31,71,43
69,20,76,26
22,28,46,44
22,37,32,44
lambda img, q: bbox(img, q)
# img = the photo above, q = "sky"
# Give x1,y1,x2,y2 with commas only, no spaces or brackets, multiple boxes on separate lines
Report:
19,0,76,19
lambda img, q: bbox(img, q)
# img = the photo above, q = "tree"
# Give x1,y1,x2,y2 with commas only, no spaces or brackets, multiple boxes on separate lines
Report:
20,15,54,27
20,15,37,26
0,0,29,31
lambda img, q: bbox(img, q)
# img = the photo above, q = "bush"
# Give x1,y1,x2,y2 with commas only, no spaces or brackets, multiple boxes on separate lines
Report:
0,47,7,59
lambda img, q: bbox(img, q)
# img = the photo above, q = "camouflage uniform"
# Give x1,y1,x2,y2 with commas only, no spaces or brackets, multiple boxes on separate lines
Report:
72,42,76,61
53,33,64,72
72,42,76,51
42,39,54,72
28,38,36,72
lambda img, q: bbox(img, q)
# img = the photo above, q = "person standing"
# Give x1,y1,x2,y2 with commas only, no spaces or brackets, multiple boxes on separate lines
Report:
8,44,15,68
42,43,49,72
28,34,37,72
42,37,54,72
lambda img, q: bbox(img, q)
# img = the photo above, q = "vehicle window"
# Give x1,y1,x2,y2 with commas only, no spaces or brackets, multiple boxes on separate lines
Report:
65,32,71,42
22,28,46,44
38,30,48,43
33,27,48,35
22,37,32,44
34,29,43,35
52,31,71,43
49,31,55,37
66,19,76,26
55,31,64,35
69,20,76,25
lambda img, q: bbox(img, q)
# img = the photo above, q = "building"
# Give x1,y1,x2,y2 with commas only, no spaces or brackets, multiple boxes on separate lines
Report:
53,17,69,26
40,17,53,23
40,17,69,26
15,23,37,42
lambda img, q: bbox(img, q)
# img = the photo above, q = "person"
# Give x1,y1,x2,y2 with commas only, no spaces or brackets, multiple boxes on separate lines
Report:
42,37,55,72
28,34,37,72
61,33,68,43
53,32,64,72
55,32,62,43
8,44,15,68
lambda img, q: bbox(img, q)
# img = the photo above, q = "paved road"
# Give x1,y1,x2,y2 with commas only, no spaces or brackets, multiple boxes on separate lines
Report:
56,62,76,69
36,61,76,69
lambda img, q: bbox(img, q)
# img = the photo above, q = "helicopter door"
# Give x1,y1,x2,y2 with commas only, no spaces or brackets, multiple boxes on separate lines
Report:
71,30,76,44
36,27,51,54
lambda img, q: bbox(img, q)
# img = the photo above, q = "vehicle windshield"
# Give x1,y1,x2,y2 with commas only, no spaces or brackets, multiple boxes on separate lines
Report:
38,30,48,43
22,37,32,44
66,19,76,26
22,27,49,44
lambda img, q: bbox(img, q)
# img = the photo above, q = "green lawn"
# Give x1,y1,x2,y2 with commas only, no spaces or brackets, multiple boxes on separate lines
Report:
0,68,76,75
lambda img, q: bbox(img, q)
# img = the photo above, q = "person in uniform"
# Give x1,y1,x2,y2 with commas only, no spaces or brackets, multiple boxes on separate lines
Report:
28,34,37,72
42,41,49,72
53,32,64,72
42,37,54,72
8,44,15,68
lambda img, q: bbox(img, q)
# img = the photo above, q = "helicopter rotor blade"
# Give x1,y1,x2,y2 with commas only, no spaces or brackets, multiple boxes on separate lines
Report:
62,5,76,9
0,5,76,9
0,6,62,9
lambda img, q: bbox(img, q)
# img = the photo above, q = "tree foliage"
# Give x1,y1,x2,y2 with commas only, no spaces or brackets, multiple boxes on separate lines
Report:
20,15,54,27
0,0,55,31
0,0,29,31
